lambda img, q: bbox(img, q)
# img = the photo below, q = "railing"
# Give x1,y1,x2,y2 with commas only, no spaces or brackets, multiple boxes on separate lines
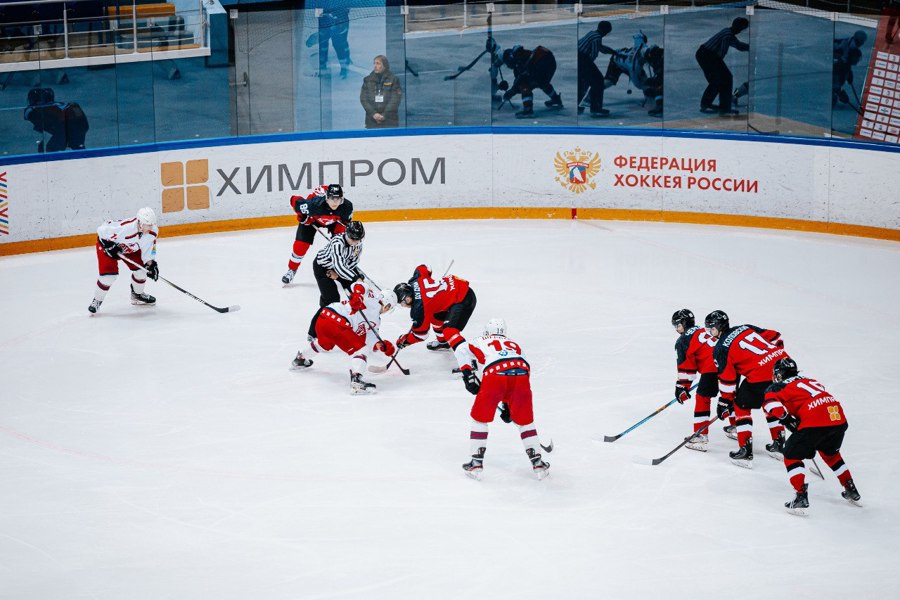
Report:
0,0,209,71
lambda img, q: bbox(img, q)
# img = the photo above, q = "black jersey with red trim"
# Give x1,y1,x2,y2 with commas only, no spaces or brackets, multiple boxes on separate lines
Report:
290,192,353,233
674,326,717,385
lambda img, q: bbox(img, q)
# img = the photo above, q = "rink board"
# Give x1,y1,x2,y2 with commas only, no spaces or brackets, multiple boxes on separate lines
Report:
1,128,898,254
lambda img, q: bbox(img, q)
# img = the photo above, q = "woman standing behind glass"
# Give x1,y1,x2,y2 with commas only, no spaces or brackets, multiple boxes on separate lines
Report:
360,55,402,129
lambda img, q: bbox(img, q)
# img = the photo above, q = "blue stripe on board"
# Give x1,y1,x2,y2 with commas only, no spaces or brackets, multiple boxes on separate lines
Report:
1,125,899,168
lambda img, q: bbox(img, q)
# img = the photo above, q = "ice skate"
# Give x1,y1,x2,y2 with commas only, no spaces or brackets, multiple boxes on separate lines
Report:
88,298,102,314
544,92,563,109
462,447,485,480
841,479,862,507
130,286,156,306
426,340,450,351
515,107,535,119
282,269,296,285
290,352,313,370
685,434,708,452
729,439,753,469
589,109,610,118
527,448,550,480
765,431,786,460
723,424,738,440
350,372,376,394
785,484,809,516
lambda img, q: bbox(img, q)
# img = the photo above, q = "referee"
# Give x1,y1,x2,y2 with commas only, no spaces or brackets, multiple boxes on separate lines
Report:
577,20,615,118
695,17,749,115
313,220,365,307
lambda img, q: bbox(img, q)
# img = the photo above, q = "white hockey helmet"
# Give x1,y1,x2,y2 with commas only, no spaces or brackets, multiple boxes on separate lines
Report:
379,289,398,314
136,207,157,227
483,318,507,337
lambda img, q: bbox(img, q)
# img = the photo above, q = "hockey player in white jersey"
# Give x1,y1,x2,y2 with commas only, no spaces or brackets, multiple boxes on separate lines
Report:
89,207,160,314
455,318,550,480
291,281,397,394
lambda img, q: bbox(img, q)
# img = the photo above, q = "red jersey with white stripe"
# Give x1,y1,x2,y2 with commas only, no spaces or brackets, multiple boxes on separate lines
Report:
409,265,470,337
674,325,717,386
763,376,848,429
97,218,158,264
713,324,788,401
461,334,530,378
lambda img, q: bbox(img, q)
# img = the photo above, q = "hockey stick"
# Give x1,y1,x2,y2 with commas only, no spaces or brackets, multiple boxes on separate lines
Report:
650,415,721,466
119,255,240,313
809,455,825,480
603,382,699,442
356,306,410,376
444,49,489,81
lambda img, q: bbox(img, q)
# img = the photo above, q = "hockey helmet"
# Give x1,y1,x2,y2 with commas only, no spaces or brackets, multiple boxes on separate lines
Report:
773,357,798,383
483,318,507,337
671,308,695,329
393,282,413,306
379,289,398,314
704,310,730,333
326,183,344,199
731,17,749,33
136,207,157,227
345,220,365,241
597,20,612,37
502,46,522,69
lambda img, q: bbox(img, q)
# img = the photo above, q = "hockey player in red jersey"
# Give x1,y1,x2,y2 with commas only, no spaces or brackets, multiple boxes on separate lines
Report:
671,308,731,451
282,183,354,285
707,310,791,468
454,318,550,480
764,358,861,515
89,207,160,314
290,281,396,394
392,264,477,372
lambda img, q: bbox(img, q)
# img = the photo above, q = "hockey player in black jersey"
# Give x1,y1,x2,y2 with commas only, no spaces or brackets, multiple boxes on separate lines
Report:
282,183,354,285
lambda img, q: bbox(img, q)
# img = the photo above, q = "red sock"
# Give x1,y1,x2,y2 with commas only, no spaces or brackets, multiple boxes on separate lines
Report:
785,458,806,491
821,451,853,485
288,240,310,271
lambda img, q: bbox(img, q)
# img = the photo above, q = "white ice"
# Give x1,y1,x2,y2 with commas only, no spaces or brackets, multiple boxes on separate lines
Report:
1,219,899,599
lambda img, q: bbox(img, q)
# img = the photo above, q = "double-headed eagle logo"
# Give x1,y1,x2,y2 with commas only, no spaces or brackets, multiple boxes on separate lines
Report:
554,148,601,194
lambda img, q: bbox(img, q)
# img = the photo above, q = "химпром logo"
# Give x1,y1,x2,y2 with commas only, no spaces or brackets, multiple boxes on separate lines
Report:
161,160,210,213
554,148,601,194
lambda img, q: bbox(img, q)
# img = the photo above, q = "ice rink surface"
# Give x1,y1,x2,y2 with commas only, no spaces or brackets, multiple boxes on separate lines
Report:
2,219,899,599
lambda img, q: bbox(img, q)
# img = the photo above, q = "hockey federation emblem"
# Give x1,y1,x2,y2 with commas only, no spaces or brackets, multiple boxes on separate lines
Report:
554,148,600,194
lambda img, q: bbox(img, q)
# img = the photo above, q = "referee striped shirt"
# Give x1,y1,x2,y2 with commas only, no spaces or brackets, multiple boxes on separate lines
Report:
701,27,749,59
316,234,363,280
578,30,606,61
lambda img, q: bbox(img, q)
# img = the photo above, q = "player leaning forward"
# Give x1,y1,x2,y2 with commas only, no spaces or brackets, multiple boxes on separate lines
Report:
456,319,550,480
291,281,397,394
89,207,160,314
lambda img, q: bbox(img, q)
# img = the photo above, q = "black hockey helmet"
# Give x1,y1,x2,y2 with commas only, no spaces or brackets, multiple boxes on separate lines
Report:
773,357,798,382
704,310,730,333
731,17,749,33
597,20,612,36
326,183,344,199
671,308,695,329
345,220,365,241
393,282,413,305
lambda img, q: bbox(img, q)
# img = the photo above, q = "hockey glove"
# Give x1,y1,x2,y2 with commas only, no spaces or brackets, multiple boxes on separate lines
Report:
100,238,120,259
780,414,800,433
675,384,691,404
461,367,480,396
145,260,159,281
716,398,733,420
498,402,512,423
396,332,418,349
503,88,516,101
374,340,396,357
497,80,509,92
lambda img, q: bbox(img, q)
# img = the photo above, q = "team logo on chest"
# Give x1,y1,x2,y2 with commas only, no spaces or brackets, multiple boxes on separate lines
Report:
554,148,601,194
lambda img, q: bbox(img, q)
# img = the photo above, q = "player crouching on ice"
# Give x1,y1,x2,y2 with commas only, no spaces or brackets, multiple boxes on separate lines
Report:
392,264,477,373
454,319,550,481
291,281,397,394
89,207,160,314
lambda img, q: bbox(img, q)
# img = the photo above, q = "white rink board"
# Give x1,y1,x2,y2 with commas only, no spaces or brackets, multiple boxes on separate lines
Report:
1,132,898,243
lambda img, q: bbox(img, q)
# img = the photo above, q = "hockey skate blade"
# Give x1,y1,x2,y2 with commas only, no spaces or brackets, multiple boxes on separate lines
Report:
533,468,549,480
766,450,784,461
685,443,709,453
730,458,753,469
785,506,808,517
843,496,863,508
464,469,483,481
